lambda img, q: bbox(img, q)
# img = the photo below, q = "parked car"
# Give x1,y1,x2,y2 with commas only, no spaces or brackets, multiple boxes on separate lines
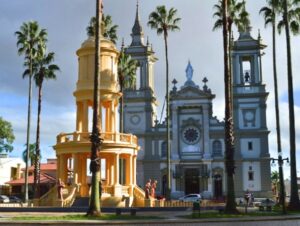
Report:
178,194,201,202
0,195,10,203
9,196,22,203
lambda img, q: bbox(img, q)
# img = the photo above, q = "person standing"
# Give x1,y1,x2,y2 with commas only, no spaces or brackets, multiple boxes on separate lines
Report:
144,179,151,199
151,180,158,199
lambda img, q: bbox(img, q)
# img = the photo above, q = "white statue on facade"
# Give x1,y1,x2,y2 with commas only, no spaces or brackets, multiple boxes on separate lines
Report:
186,60,194,81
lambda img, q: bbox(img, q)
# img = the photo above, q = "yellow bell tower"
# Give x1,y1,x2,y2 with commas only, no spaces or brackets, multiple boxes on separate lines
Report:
53,35,144,207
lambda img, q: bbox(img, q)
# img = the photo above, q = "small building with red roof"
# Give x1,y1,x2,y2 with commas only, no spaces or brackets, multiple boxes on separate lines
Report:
6,159,57,198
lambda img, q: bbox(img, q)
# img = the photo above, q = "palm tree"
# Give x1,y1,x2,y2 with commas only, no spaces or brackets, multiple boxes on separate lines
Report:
213,0,249,214
148,5,180,200
213,0,250,34
87,14,118,44
28,48,59,198
22,143,36,166
271,171,280,197
87,0,102,216
15,21,47,203
118,51,137,133
220,0,238,214
277,0,300,210
213,0,250,79
260,0,286,214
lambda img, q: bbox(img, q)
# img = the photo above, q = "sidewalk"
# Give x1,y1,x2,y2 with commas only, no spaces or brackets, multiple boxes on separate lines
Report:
1,208,300,226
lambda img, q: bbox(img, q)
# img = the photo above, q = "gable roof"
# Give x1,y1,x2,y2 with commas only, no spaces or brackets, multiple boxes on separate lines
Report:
171,85,215,100
5,173,56,185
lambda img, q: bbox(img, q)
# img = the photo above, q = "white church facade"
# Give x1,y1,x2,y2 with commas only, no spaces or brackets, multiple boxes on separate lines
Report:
123,5,272,199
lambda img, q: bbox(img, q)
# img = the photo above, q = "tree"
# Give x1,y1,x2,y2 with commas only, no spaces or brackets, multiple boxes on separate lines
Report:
212,0,250,214
0,117,15,153
148,5,180,200
213,0,250,34
277,0,300,210
260,0,286,214
87,0,102,216
87,14,118,44
271,171,280,196
27,48,59,198
213,0,250,77
22,143,36,166
117,51,137,133
220,0,238,213
15,21,47,203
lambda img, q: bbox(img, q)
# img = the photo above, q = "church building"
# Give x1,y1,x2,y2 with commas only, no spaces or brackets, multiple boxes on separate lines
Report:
123,4,272,199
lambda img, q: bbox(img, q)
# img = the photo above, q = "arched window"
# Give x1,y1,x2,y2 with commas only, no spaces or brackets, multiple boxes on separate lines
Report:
161,141,167,158
212,140,222,157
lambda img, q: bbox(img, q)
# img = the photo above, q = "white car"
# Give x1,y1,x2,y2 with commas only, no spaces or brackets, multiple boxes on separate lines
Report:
0,195,10,203
179,194,201,202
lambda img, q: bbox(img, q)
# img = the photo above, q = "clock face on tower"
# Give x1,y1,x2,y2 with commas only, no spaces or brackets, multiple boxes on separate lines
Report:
182,126,200,145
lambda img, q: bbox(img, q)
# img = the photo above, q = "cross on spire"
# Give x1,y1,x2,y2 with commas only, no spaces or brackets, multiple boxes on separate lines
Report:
202,77,210,92
130,0,144,46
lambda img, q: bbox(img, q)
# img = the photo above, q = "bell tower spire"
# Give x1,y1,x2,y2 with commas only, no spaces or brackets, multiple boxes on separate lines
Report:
131,0,144,46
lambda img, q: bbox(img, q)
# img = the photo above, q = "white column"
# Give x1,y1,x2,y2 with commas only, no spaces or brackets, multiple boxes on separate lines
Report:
207,163,212,194
203,105,211,159
171,105,179,159
254,55,260,83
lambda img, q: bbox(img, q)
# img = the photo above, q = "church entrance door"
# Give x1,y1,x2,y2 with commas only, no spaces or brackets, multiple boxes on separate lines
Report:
214,174,223,199
162,175,167,196
185,169,199,194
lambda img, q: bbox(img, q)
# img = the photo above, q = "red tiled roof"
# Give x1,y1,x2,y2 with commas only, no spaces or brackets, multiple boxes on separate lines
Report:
5,173,56,185
22,163,57,172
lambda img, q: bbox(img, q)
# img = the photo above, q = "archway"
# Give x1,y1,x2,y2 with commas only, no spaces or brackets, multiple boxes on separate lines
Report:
213,174,223,200
185,169,199,194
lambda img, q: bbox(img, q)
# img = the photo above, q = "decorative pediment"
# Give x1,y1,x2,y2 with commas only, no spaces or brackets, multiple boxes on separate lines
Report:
172,86,215,99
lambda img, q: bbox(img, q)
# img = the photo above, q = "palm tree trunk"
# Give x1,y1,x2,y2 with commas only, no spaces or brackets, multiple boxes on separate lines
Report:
24,58,33,203
283,0,300,210
223,0,237,214
34,82,43,199
164,32,171,200
87,0,102,216
271,14,286,214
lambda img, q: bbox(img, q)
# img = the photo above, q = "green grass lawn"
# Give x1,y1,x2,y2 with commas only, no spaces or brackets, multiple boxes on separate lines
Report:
13,214,164,221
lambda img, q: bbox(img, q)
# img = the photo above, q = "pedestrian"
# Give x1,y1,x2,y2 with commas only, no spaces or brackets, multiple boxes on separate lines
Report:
144,179,151,199
151,180,157,199
244,190,250,206
57,178,65,200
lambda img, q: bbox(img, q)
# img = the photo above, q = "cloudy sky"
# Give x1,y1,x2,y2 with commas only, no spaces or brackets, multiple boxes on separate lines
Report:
0,0,299,178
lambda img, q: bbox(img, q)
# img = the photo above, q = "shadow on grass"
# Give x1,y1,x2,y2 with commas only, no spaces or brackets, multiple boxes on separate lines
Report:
13,214,165,221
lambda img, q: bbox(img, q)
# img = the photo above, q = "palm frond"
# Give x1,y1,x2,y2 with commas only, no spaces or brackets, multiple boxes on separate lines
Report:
277,19,285,34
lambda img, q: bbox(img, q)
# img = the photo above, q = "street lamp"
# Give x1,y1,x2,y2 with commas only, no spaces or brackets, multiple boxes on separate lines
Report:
271,154,289,214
